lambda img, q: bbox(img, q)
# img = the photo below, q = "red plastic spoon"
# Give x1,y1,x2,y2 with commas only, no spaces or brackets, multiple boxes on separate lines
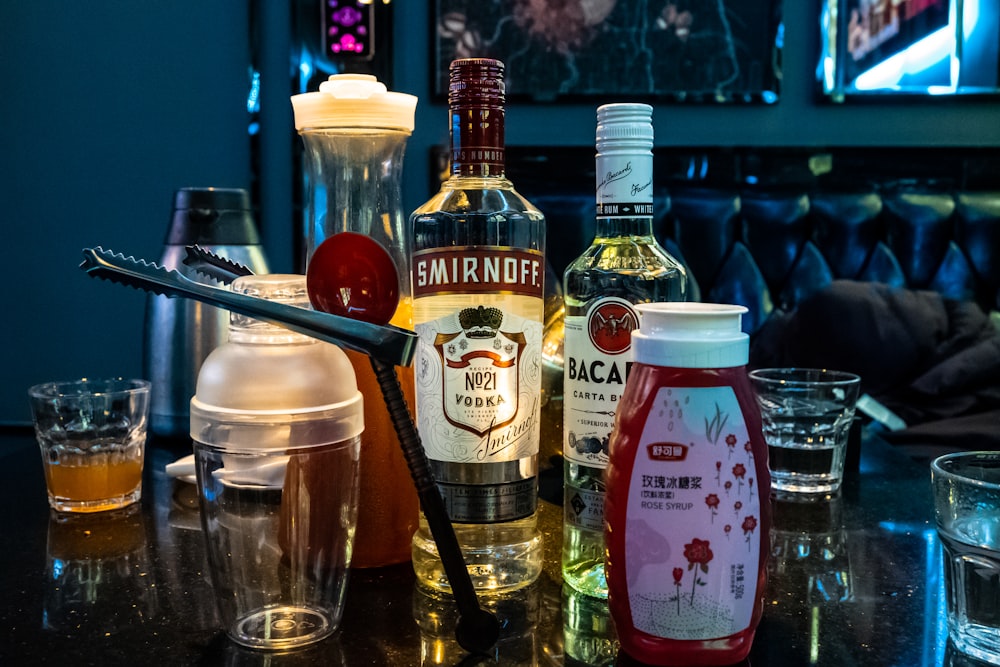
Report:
305,232,499,656
306,231,399,325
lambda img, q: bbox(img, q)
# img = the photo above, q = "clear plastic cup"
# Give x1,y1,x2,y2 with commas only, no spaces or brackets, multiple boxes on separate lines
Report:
194,437,360,650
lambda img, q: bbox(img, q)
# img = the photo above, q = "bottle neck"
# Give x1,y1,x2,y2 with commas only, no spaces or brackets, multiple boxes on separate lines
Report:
594,150,654,238
593,216,656,239
449,106,506,178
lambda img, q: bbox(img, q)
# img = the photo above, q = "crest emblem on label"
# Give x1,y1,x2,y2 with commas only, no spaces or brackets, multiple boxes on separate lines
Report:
434,305,526,436
588,299,638,355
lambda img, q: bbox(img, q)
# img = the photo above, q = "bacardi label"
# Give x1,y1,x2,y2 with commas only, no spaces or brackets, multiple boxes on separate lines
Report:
563,296,638,468
596,154,653,218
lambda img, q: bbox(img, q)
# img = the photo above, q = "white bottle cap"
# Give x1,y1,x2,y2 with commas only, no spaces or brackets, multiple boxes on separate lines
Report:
291,74,417,132
632,303,749,368
596,103,653,154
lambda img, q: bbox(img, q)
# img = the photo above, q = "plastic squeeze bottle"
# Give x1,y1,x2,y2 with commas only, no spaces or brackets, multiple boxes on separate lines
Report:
604,303,770,666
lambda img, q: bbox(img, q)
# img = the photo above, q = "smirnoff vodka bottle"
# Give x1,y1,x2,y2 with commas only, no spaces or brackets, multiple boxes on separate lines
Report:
562,103,687,598
409,58,546,592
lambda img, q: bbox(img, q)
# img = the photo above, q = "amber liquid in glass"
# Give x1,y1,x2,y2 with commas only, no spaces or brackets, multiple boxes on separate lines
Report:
44,454,143,513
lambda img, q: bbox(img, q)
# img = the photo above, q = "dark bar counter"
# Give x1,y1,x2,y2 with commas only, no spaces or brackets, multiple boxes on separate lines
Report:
0,426,987,666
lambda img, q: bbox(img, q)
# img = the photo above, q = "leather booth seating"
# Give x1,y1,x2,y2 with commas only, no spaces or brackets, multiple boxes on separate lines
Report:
517,147,1000,334
514,146,1000,459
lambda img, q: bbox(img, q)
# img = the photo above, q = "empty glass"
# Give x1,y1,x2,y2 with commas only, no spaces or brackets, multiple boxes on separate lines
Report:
932,451,1000,665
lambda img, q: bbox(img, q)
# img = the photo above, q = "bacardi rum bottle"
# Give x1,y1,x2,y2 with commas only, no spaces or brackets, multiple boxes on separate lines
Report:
410,58,545,592
562,103,687,598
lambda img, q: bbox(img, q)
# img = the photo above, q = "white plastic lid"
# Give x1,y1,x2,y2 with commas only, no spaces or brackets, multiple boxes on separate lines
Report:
291,74,417,132
596,103,653,153
632,303,749,368
190,397,364,451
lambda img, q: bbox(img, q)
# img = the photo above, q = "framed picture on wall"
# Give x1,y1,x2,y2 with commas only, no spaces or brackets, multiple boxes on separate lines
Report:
433,0,782,103
818,0,1000,100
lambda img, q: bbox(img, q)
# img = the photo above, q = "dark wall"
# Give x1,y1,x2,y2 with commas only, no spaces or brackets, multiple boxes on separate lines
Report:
2,2,252,426
2,0,999,425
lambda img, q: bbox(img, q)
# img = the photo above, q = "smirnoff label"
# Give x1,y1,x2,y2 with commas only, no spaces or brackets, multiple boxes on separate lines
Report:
413,247,543,297
563,297,638,468
413,246,543,468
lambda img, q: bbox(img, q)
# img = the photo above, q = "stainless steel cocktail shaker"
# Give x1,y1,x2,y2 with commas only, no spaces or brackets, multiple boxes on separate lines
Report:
143,187,269,438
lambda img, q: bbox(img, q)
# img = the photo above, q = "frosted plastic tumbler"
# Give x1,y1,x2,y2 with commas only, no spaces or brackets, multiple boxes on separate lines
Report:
932,451,1000,665
28,378,150,513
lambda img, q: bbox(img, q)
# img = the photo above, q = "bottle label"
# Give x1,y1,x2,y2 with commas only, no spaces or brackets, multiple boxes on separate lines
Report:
565,483,605,531
623,386,761,640
563,297,638,468
418,306,537,440
412,246,544,522
413,247,542,298
596,154,653,217
437,478,536,523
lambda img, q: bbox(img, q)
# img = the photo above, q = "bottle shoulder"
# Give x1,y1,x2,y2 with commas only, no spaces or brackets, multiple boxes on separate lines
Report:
566,237,684,271
564,235,688,305
411,177,545,218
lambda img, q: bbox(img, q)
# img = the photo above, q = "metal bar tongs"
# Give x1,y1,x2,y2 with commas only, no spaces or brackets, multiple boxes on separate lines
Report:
79,245,500,654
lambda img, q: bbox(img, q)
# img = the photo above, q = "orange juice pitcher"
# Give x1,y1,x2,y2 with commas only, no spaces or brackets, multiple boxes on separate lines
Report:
291,75,420,567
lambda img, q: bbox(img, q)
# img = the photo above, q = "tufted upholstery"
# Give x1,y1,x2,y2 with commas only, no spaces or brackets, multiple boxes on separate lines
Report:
660,185,1000,333
508,147,1000,334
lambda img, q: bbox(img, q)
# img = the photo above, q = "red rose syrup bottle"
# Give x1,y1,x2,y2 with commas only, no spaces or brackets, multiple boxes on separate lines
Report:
604,303,770,666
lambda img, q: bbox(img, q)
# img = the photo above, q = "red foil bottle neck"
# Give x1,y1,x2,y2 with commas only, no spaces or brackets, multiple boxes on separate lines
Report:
448,58,506,178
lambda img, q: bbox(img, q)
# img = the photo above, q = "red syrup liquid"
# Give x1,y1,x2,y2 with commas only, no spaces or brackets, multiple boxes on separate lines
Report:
605,364,771,666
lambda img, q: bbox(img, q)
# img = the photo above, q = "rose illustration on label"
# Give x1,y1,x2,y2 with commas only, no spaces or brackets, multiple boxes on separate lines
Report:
433,305,527,436
742,516,758,551
732,462,747,493
588,300,638,355
705,493,720,523
683,538,713,606
671,567,684,613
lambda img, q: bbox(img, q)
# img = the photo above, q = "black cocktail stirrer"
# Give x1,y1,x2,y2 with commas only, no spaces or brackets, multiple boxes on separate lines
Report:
304,233,501,654
79,243,500,655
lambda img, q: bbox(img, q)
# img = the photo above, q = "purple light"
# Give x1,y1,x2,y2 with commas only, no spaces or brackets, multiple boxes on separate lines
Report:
332,7,362,26
338,34,364,53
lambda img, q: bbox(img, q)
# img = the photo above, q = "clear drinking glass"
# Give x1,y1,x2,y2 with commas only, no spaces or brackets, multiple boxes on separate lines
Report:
749,368,860,496
932,451,1000,665
28,378,150,513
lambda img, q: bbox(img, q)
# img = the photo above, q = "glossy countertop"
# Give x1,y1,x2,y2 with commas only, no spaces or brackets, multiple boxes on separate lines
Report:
0,426,989,666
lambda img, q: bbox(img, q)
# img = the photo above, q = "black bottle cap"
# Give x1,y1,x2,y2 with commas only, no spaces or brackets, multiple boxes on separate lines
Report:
164,187,261,246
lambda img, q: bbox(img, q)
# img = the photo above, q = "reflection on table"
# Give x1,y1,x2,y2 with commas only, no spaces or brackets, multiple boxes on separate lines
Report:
0,428,990,665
